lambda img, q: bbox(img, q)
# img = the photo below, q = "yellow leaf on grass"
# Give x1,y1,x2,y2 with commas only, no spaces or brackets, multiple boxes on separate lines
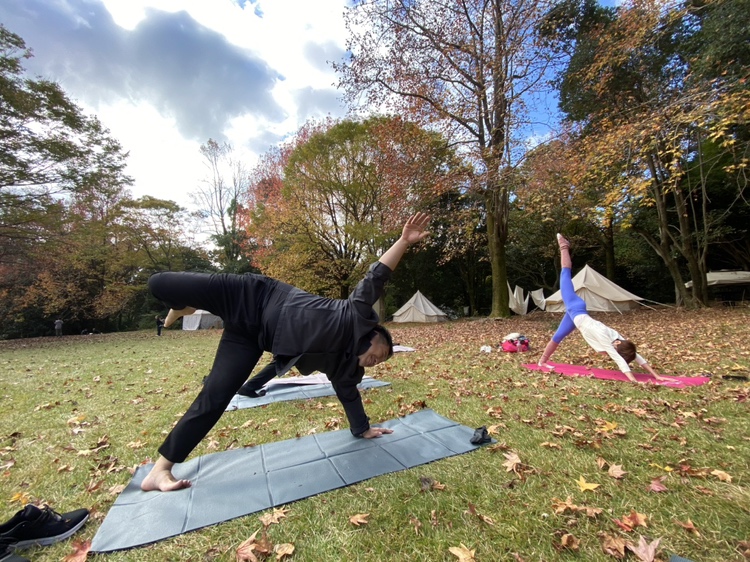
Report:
449,543,476,561
349,513,369,526
577,476,600,492
711,469,732,482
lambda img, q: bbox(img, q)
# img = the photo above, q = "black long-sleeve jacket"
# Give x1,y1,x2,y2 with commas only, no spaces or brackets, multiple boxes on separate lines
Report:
268,261,391,435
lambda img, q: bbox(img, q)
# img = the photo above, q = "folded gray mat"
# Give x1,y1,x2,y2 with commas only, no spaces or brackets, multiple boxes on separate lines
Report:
91,409,489,552
225,373,390,411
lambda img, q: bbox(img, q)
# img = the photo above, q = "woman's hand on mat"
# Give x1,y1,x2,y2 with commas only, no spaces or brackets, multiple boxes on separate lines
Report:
362,427,393,439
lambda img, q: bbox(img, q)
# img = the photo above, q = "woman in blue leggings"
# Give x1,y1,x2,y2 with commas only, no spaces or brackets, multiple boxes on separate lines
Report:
537,234,666,383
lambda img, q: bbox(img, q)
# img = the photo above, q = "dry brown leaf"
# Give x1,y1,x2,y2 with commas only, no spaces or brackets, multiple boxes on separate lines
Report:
711,469,732,482
449,543,476,561
349,513,369,526
596,456,608,470
626,535,661,562
465,502,495,525
274,543,295,560
674,518,700,536
608,464,627,479
503,452,522,473
600,532,627,559
410,516,422,535
236,530,261,562
560,533,580,551
259,507,290,527
62,539,91,562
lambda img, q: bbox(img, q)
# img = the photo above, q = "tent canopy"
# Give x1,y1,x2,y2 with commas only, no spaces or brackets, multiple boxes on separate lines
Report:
542,265,644,313
182,310,224,330
392,291,447,323
685,271,750,288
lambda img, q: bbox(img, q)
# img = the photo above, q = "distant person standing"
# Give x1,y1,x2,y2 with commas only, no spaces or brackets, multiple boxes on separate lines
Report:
54,319,63,337
156,316,165,336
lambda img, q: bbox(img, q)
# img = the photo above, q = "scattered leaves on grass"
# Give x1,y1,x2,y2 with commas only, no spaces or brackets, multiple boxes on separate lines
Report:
349,513,369,526
274,543,294,560
711,469,732,482
626,535,661,562
613,510,648,531
10,492,32,505
674,518,700,536
648,476,668,493
559,533,580,551
419,476,446,491
259,507,290,527
551,497,602,518
236,529,276,562
63,539,91,562
449,543,476,561
465,502,495,525
577,476,600,492
599,532,627,559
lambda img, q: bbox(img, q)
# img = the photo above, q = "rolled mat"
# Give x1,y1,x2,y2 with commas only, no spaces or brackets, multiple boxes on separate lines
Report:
226,373,390,411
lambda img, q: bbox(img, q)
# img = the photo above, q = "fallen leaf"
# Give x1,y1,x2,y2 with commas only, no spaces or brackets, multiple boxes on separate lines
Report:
711,469,732,482
560,533,580,551
648,476,668,493
349,513,369,526
503,452,522,473
259,507,290,527
409,516,422,535
449,543,476,561
274,543,295,560
577,476,600,492
465,503,495,525
626,535,661,562
420,476,445,491
63,539,91,562
674,518,700,536
608,464,627,479
599,532,627,559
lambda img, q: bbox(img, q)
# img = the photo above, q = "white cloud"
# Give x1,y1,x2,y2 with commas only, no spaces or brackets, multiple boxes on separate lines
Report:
0,0,351,206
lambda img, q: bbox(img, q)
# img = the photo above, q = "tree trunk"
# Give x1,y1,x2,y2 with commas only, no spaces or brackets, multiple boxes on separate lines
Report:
485,186,509,317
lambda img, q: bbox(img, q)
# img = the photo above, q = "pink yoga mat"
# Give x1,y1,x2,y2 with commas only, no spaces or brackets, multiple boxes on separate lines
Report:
522,363,710,387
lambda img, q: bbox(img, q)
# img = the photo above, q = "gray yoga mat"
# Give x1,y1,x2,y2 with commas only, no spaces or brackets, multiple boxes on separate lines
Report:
225,373,390,411
91,409,489,552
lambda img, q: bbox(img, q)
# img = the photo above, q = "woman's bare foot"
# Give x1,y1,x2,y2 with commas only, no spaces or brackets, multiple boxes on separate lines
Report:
140,467,191,492
164,306,196,328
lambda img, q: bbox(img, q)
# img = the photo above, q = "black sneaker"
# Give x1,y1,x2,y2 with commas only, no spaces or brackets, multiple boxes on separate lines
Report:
0,536,29,562
470,426,491,445
0,505,89,549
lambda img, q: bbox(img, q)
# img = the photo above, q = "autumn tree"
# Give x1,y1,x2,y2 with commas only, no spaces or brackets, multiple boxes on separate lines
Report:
336,0,560,317
191,139,253,273
245,117,460,302
545,0,750,306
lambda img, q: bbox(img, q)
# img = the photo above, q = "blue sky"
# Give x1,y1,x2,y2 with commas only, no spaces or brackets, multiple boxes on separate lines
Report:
0,0,351,206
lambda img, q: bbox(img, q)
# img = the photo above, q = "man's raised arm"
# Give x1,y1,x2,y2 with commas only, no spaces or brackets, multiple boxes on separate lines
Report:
378,212,431,272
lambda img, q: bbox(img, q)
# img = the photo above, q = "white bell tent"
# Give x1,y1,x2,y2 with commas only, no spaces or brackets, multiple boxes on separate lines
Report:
392,291,447,323
182,310,224,330
542,265,645,313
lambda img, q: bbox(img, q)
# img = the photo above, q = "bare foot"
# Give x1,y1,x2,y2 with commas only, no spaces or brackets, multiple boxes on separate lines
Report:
140,468,192,492
164,307,196,328
538,362,554,370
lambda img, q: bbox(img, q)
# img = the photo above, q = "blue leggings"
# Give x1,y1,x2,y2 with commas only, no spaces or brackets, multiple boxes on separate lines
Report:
552,268,588,344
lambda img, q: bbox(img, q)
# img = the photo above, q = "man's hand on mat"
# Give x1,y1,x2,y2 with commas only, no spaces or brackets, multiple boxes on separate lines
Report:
362,427,393,439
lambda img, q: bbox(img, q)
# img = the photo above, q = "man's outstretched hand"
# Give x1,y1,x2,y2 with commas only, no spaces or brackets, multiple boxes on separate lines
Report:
400,212,431,246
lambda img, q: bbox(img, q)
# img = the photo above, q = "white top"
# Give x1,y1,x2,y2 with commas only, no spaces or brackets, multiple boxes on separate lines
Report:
573,315,647,373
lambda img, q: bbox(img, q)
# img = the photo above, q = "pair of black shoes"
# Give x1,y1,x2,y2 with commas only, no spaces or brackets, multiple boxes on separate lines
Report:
0,505,89,560
470,426,491,445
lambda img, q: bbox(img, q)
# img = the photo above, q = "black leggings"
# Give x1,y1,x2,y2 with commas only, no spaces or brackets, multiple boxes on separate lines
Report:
148,272,280,463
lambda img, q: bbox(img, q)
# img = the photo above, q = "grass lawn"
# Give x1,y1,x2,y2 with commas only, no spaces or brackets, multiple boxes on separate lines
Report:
0,306,748,561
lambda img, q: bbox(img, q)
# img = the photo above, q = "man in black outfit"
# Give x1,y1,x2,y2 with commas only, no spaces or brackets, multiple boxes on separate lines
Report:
141,213,431,492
